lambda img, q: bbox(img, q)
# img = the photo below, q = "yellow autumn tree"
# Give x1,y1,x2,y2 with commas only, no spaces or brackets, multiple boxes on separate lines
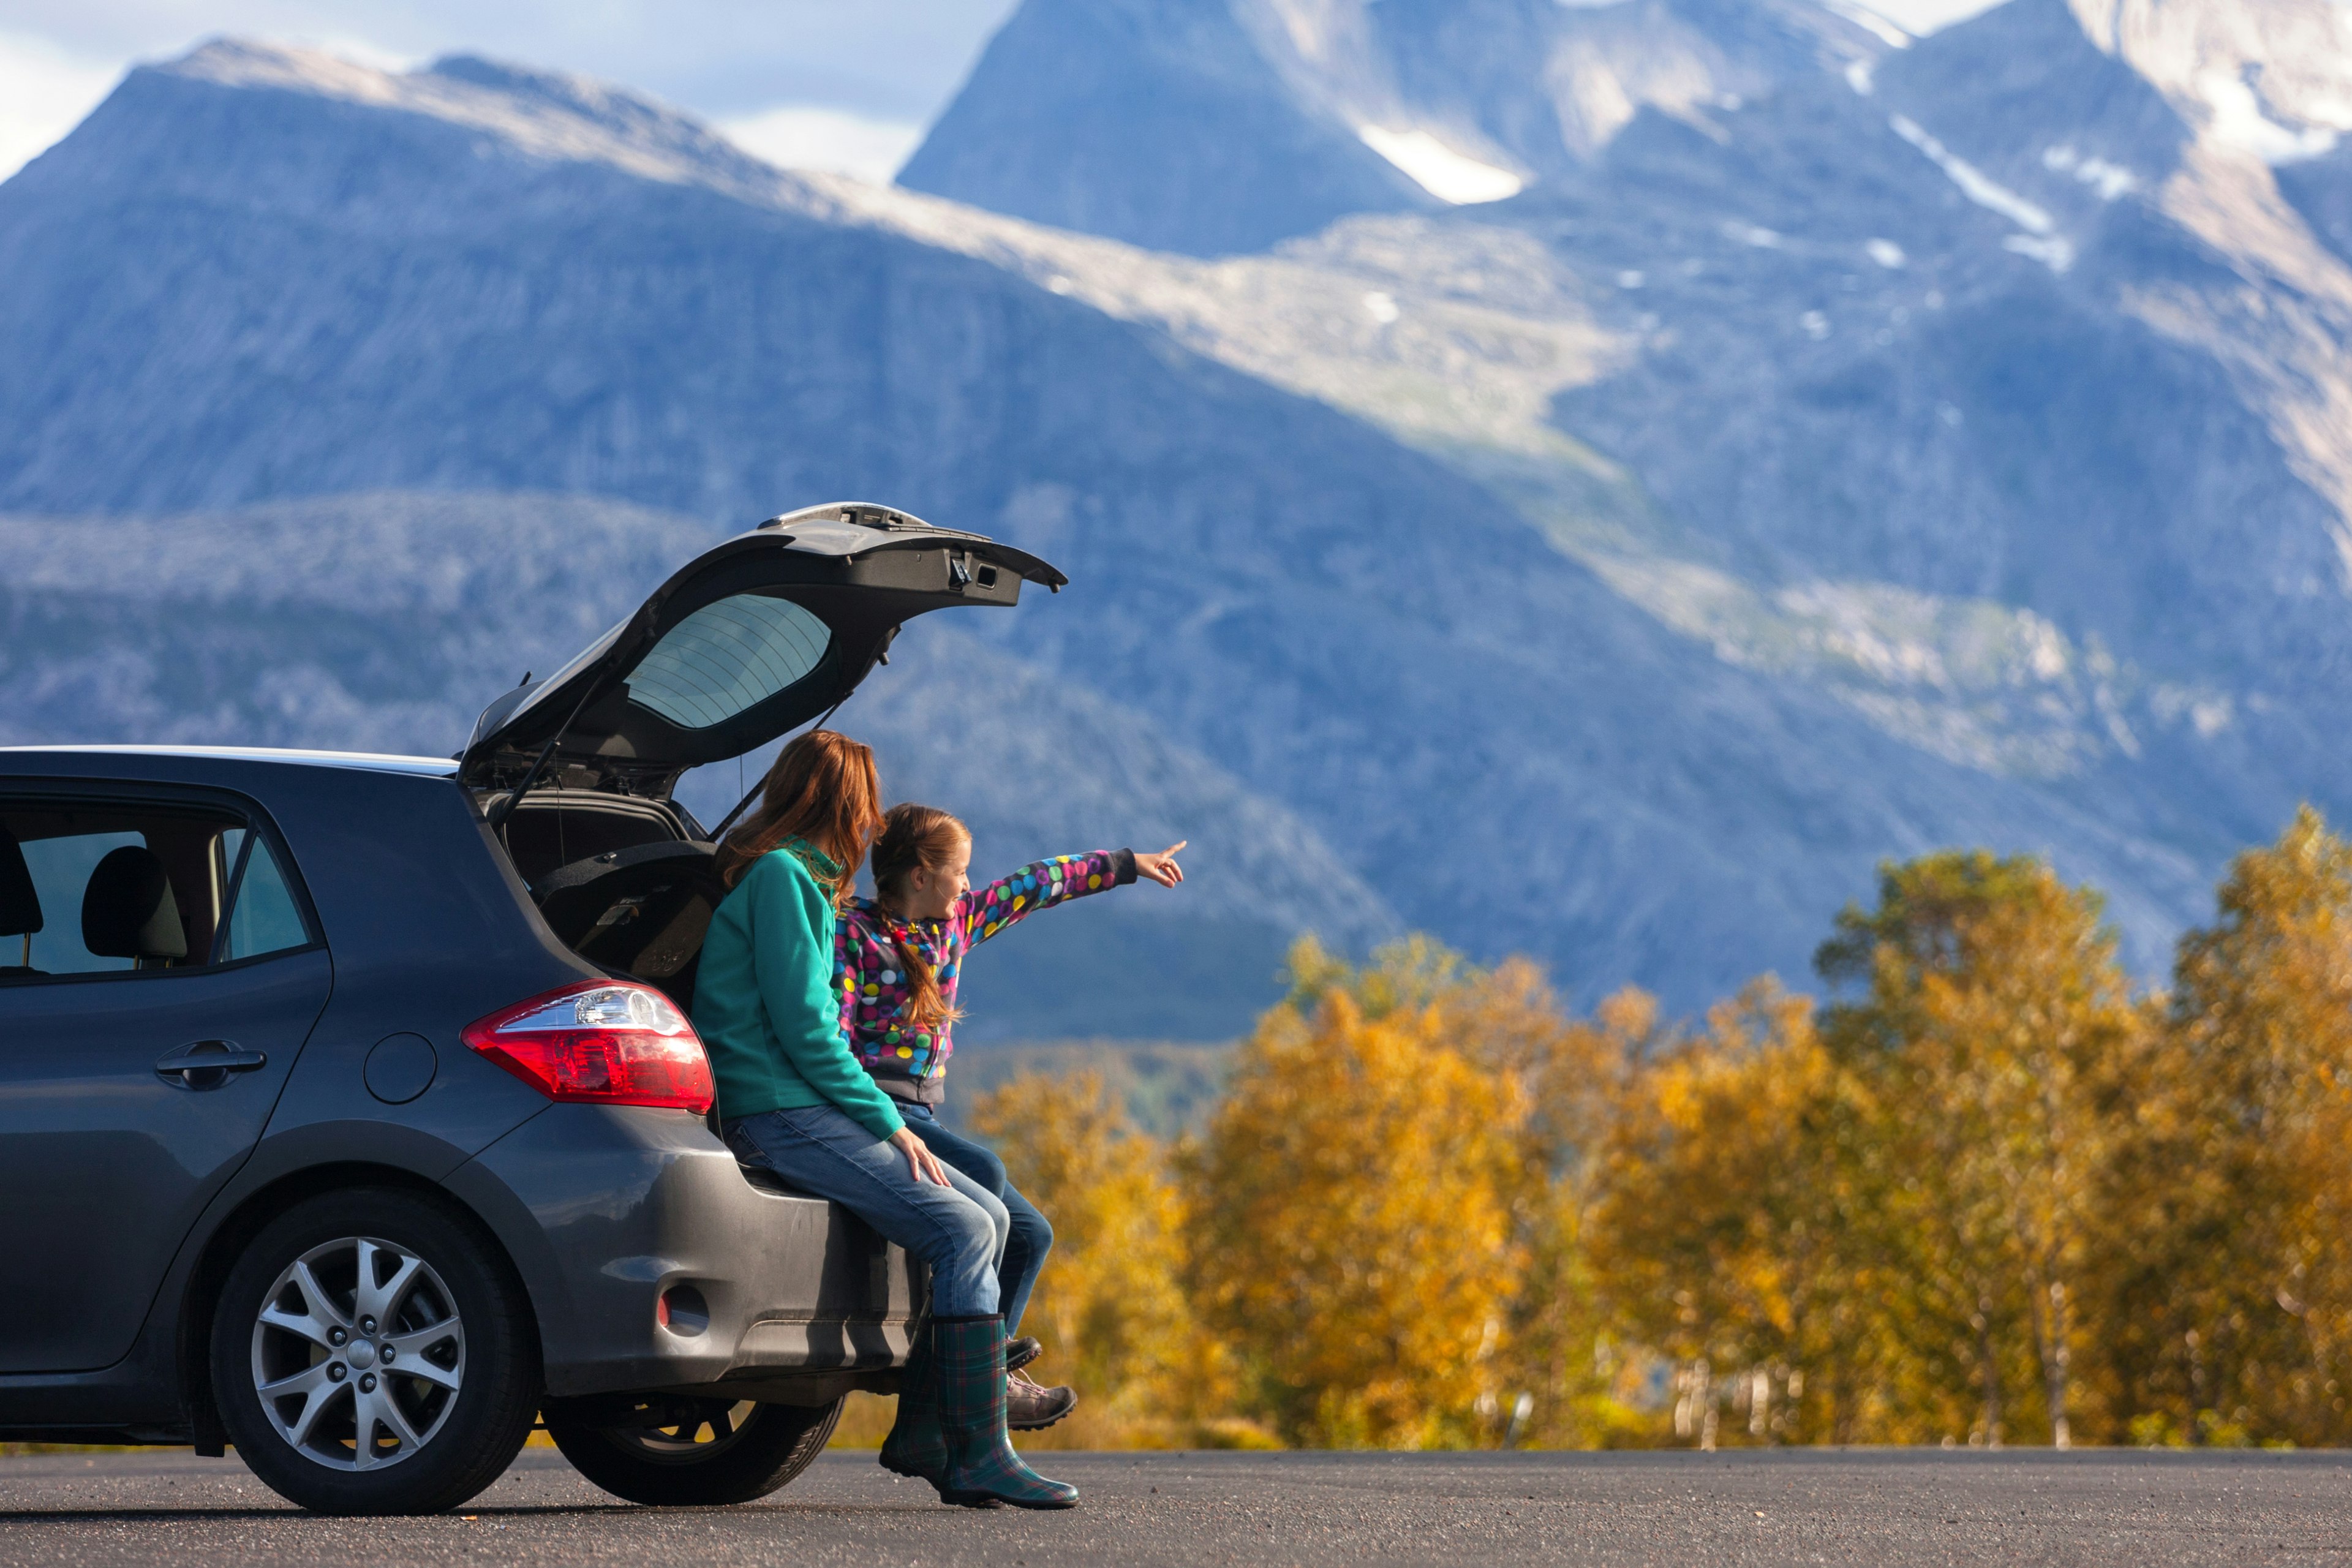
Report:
1814,850,2141,1447
2100,805,2352,1444
1188,951,1532,1448
967,1070,1216,1447
1282,938,1661,1447
1586,979,1851,1447
1496,983,1664,1449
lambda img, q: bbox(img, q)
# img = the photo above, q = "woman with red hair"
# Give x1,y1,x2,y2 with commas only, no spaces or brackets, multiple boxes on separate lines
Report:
694,731,1076,1510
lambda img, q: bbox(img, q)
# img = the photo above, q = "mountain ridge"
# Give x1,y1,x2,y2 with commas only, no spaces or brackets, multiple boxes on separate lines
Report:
0,24,2316,1022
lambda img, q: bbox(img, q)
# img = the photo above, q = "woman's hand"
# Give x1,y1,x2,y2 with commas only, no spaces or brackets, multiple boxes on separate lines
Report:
890,1126,955,1187
1134,841,1187,888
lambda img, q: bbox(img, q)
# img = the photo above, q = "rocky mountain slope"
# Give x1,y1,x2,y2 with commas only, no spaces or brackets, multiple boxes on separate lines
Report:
889,0,2352,913
900,0,1899,253
0,21,2319,1030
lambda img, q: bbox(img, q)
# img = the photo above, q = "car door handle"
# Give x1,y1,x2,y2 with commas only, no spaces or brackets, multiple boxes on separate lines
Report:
155,1042,269,1088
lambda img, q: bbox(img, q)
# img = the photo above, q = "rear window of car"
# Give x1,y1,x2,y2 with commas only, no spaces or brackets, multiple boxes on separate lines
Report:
1,799,315,979
627,593,832,729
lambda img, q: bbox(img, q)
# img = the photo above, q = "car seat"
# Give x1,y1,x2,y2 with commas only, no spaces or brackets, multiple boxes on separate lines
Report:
81,845,188,968
0,826,42,974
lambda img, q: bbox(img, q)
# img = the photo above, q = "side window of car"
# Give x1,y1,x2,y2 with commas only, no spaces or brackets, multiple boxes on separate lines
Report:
0,797,312,981
219,831,309,963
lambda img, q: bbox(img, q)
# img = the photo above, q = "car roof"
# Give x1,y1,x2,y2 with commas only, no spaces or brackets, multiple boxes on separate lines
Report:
0,744,459,778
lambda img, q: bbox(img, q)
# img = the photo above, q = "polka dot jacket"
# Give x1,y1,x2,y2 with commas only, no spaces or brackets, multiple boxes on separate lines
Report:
834,848,1137,1103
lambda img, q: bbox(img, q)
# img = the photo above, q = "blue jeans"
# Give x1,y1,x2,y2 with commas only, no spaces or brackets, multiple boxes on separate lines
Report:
722,1103,1011,1317
900,1102,1054,1339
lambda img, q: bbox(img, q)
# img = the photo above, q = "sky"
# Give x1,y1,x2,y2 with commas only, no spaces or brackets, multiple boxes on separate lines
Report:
0,0,2002,186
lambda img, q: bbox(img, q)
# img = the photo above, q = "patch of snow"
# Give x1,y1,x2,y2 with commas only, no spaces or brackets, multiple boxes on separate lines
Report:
2041,145,2139,200
1362,290,1401,323
2196,69,2340,163
2002,233,2075,272
1820,0,1914,50
1866,237,1907,268
1356,126,1526,204
1890,115,2056,234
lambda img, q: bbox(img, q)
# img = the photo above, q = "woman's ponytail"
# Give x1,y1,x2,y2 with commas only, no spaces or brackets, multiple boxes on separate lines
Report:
872,803,970,1031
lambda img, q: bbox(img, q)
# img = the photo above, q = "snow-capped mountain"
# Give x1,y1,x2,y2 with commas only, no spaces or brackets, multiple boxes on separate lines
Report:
900,0,1898,254
6,3,2350,1031
893,0,2352,922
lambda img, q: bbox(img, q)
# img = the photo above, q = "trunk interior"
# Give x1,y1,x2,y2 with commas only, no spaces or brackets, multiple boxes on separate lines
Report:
496,791,725,1011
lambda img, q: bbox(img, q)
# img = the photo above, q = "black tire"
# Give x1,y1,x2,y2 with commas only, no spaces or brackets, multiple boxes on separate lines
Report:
210,1187,540,1515
547,1397,843,1506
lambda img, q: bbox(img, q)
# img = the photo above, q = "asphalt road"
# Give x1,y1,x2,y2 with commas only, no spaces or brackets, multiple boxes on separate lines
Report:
1,1445,2346,1567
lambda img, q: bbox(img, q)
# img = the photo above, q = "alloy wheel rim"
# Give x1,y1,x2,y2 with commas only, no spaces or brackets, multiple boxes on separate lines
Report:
609,1401,762,1463
249,1235,466,1471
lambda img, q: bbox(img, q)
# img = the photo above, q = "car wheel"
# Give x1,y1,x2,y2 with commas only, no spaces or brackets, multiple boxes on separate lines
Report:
210,1188,539,1515
546,1396,843,1506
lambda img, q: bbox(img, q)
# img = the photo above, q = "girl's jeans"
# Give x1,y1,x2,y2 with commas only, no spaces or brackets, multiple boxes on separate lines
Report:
897,1101,1054,1338
722,1102,1010,1317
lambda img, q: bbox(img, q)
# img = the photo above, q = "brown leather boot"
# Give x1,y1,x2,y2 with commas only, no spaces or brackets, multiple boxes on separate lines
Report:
1005,1368,1077,1430
1006,1335,1043,1373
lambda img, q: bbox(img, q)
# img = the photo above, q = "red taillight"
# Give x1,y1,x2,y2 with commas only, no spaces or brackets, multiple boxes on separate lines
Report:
462,981,714,1112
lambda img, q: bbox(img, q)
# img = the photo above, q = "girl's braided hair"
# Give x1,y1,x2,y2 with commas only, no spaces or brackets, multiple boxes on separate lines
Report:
870,802,970,1030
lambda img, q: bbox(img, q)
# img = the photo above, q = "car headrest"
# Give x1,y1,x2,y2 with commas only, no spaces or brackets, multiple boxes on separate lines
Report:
0,826,40,940
83,846,187,961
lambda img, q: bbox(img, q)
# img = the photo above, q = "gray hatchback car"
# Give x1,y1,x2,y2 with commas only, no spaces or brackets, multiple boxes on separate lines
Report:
0,503,1065,1514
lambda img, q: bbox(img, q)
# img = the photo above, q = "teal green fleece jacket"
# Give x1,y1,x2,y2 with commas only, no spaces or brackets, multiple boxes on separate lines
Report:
693,843,906,1140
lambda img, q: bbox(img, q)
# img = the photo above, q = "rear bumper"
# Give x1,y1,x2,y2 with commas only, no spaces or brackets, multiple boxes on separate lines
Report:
445,1104,920,1399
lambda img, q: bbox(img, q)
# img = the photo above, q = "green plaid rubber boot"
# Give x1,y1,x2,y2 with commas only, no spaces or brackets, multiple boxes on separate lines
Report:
933,1314,1080,1510
878,1315,947,1483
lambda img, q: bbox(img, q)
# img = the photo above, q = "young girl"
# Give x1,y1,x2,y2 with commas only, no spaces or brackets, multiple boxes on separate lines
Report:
840,804,1185,1434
